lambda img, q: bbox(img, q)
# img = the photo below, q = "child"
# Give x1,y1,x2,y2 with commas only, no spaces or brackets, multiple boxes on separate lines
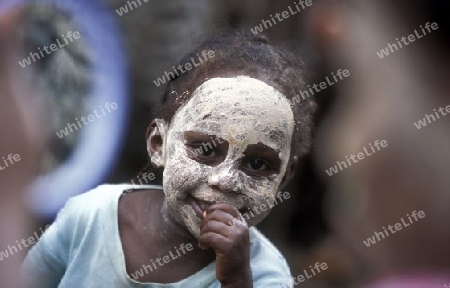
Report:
22,32,315,288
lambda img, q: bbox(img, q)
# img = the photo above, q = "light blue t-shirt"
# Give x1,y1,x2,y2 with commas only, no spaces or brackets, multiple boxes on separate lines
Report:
22,184,294,288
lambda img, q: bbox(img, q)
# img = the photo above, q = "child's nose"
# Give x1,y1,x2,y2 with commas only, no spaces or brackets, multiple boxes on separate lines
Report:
207,163,240,193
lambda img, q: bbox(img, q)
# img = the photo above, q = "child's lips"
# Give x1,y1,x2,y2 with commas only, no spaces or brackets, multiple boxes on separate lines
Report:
188,195,215,219
187,194,248,219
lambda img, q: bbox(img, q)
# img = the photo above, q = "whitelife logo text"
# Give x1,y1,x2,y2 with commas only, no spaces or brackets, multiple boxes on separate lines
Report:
18,31,81,68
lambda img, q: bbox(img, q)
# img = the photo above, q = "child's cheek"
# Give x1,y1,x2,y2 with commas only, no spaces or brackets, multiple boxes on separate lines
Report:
163,146,208,197
238,173,282,226
162,143,209,238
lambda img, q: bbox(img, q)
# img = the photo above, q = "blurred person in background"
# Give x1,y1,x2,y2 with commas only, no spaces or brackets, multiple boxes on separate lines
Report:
0,7,46,288
309,0,450,286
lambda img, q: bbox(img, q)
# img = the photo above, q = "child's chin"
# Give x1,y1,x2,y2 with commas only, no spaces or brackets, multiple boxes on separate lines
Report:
180,205,202,239
186,224,201,239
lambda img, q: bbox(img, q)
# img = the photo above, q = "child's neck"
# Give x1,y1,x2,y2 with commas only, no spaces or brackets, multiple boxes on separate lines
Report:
158,198,199,245
122,189,214,261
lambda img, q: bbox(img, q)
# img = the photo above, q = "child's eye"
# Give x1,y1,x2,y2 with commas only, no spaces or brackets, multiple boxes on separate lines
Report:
185,144,218,163
244,158,270,171
241,156,279,177
241,144,281,176
202,147,216,157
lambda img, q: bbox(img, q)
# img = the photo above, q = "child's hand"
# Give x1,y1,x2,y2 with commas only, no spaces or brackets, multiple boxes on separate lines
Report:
198,203,253,288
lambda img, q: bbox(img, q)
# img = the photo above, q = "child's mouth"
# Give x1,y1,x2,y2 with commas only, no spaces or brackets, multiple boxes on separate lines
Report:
188,195,215,219
187,194,249,219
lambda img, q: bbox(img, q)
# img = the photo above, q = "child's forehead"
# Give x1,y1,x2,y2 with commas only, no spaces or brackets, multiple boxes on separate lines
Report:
175,76,294,125
191,76,287,103
170,76,295,150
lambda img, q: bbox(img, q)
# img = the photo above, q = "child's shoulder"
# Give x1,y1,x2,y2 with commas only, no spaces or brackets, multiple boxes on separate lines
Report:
59,184,163,225
249,228,292,281
249,228,288,261
55,184,151,229
62,184,126,214
71,184,126,202
49,185,126,232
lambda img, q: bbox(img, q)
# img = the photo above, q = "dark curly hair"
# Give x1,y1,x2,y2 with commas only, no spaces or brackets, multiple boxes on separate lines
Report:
158,31,316,157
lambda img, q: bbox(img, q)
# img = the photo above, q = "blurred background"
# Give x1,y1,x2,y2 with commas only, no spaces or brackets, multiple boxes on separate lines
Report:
1,0,449,287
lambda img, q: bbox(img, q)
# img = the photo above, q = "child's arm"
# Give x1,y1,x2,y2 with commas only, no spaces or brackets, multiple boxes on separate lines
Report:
21,199,76,288
199,204,253,288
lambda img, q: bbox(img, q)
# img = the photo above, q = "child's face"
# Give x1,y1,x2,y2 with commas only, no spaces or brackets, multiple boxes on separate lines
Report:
161,76,295,238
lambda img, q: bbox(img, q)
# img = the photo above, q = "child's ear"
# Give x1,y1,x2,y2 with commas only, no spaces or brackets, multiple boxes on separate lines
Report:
146,119,168,168
280,155,298,190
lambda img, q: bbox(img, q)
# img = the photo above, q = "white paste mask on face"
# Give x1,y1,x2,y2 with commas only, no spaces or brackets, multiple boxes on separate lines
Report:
161,76,295,238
